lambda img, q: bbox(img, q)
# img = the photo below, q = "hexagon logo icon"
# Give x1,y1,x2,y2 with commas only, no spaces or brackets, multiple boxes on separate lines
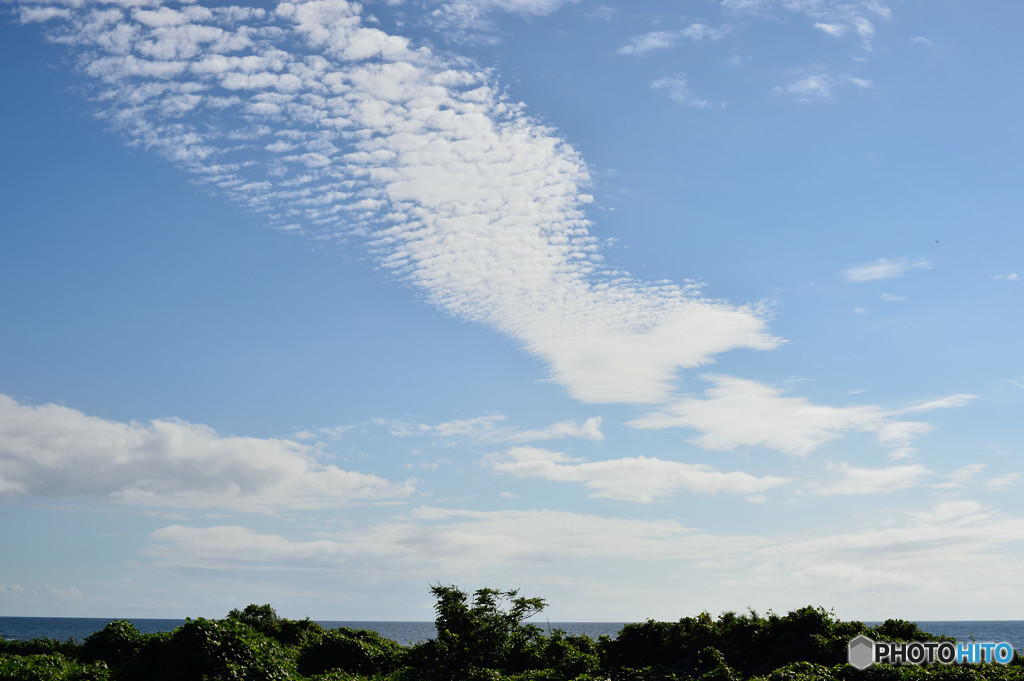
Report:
848,635,875,670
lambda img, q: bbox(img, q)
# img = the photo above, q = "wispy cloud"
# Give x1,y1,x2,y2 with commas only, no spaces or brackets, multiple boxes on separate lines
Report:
814,22,844,37
651,75,710,108
0,395,413,512
750,501,1024,600
486,446,788,501
807,462,931,495
427,0,579,39
773,73,834,102
725,0,889,49
382,413,604,443
994,273,1019,281
843,256,933,282
618,24,727,55
618,30,679,56
144,506,769,573
18,0,779,406
933,463,987,489
627,375,970,457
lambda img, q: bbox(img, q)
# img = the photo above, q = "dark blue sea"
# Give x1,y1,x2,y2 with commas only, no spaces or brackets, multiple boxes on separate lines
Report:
2,617,1022,652
0,617,627,645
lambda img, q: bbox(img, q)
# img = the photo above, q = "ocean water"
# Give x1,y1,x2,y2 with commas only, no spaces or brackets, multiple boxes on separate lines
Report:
2,617,1022,652
0,617,628,645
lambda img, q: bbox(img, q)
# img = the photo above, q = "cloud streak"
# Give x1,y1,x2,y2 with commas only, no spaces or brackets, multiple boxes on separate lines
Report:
486,446,788,501
843,257,933,282
17,0,780,406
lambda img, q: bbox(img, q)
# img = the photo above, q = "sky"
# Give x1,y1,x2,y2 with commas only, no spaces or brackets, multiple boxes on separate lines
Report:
1,0,1023,623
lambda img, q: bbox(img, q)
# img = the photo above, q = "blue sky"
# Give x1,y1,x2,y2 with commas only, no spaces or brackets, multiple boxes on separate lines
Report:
1,0,1023,622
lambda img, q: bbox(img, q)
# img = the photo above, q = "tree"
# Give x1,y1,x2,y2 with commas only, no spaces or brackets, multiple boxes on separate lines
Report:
414,584,547,678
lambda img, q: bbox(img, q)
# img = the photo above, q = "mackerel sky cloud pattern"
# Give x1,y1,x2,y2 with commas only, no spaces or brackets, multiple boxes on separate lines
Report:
17,0,779,405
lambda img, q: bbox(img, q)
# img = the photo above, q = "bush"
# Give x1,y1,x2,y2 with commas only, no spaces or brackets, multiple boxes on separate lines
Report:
0,653,110,681
78,621,144,671
298,627,406,677
120,617,296,681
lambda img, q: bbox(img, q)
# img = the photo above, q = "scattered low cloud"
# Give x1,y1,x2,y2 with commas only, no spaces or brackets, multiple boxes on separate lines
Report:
627,375,970,458
0,395,414,513
16,0,780,407
486,446,789,501
994,273,1019,281
880,292,906,302
843,257,933,282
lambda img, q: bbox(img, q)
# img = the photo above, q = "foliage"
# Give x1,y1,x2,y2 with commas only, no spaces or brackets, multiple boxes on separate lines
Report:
0,653,110,681
3,589,1023,681
298,628,406,677
78,621,144,672
408,585,547,679
119,616,298,681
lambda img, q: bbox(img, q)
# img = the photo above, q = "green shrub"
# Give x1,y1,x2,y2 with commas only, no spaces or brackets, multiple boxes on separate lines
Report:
77,621,145,671
0,653,110,681
298,627,406,677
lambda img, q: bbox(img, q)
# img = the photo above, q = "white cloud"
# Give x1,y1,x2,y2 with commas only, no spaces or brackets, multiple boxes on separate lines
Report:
726,0,890,49
144,506,770,573
843,256,933,282
383,413,604,443
994,273,1019,281
618,30,679,56
486,446,789,501
773,73,833,102
427,0,577,38
753,501,1024,594
989,473,1018,491
0,394,413,513
880,292,905,302
19,5,72,22
628,375,969,457
933,463,986,489
807,462,931,495
619,25,726,55
846,75,873,88
814,22,844,37
910,36,933,47
17,0,779,406
651,76,711,108
680,23,727,41
894,393,976,414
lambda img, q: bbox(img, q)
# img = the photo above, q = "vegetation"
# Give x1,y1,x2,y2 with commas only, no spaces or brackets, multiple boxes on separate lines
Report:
1,587,1020,681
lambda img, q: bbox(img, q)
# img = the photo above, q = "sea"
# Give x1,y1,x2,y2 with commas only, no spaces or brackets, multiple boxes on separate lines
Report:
1,617,1023,651
0,618,626,646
